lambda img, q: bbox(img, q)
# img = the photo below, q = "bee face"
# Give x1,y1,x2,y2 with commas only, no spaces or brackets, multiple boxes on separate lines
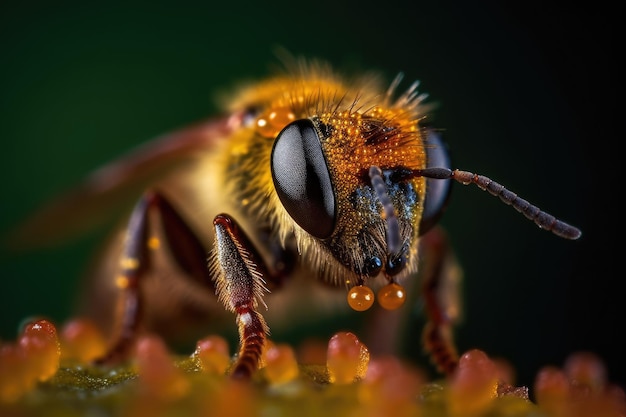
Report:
237,71,431,289
272,114,427,285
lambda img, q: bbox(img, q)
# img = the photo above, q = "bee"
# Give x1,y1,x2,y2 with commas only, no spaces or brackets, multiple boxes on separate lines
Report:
11,57,581,379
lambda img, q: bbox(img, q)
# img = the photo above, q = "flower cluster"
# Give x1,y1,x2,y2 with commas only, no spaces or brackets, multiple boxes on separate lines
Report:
0,317,624,417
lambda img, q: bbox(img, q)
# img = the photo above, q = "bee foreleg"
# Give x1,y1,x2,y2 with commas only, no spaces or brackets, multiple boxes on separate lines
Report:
95,190,212,365
419,226,463,376
212,214,270,379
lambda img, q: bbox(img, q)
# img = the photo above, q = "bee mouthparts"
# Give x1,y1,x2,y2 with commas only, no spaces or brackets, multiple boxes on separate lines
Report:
369,166,401,255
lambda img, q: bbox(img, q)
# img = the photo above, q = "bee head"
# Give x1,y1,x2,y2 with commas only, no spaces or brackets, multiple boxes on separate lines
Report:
271,115,452,310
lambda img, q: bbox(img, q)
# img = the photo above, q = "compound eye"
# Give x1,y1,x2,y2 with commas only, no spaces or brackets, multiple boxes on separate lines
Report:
419,129,453,235
271,119,336,239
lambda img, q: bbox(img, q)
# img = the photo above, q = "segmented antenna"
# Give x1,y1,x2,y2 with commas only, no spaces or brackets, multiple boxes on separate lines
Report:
369,166,402,254
412,167,582,240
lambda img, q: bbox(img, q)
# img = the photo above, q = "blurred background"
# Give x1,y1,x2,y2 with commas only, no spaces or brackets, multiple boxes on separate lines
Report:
0,1,620,390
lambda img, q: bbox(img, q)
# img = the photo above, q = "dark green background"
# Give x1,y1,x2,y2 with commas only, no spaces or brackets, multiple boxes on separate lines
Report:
0,1,620,390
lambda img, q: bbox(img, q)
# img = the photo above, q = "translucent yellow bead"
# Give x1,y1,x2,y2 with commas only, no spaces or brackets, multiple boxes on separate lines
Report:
201,379,256,417
0,344,31,403
447,349,498,416
326,332,370,384
193,335,231,375
18,319,60,382
264,344,299,384
359,356,425,414
534,366,570,416
347,285,375,311
135,335,189,401
563,351,607,392
60,318,107,363
256,107,295,138
377,283,406,310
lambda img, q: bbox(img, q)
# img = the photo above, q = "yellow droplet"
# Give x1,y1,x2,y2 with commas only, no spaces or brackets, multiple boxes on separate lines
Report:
60,318,106,363
359,356,426,414
193,335,231,375
0,344,31,403
115,275,130,289
148,236,160,250
563,351,607,392
534,366,570,416
18,320,60,383
448,349,498,416
135,335,189,401
255,107,295,138
377,283,406,310
264,344,299,384
347,285,375,311
326,332,369,384
120,257,139,270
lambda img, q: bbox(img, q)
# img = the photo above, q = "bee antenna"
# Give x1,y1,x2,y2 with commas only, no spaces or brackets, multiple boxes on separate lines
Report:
413,168,582,240
369,166,402,254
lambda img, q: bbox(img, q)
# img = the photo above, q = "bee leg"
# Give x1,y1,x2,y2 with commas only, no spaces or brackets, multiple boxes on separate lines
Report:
95,190,212,364
212,214,271,379
419,226,463,376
